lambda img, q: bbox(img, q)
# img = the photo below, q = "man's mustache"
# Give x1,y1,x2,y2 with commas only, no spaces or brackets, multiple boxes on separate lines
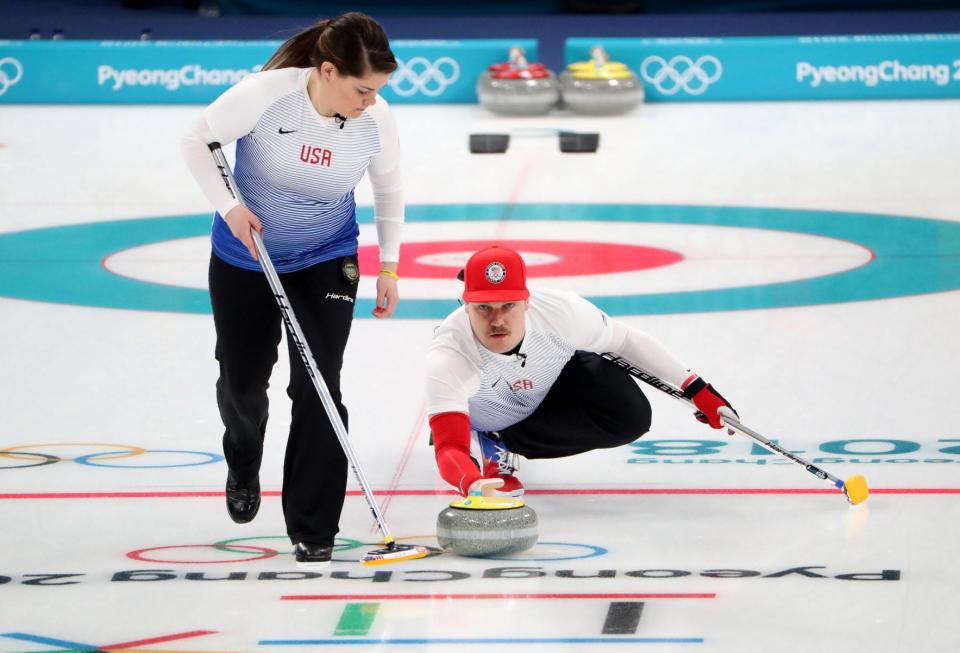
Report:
488,327,510,336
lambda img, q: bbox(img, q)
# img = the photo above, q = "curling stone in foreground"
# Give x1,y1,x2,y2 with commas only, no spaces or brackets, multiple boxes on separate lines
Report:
477,46,559,116
560,45,644,116
437,495,538,556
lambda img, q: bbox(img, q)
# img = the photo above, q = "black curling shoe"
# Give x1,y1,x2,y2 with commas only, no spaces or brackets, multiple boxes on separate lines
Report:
294,542,334,569
225,473,260,524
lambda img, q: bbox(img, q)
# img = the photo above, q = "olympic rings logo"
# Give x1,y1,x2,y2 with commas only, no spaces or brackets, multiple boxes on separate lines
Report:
0,443,222,469
128,536,443,564
0,57,23,96
640,55,722,96
389,56,460,98
480,541,608,561
125,537,605,564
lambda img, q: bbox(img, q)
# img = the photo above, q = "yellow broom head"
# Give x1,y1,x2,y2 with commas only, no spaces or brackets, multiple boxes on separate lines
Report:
843,475,870,505
360,540,430,566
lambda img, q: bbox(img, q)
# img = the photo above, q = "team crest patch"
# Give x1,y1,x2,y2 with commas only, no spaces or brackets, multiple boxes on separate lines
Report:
485,261,506,284
341,258,360,285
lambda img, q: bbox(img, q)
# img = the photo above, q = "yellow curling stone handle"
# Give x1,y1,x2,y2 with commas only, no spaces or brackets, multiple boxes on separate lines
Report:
451,496,526,510
568,60,631,80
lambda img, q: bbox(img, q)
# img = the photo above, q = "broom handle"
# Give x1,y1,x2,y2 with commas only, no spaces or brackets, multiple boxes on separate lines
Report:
600,353,844,490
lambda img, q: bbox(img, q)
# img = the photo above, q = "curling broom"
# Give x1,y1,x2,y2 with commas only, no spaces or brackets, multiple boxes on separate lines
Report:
209,143,430,564
601,353,869,505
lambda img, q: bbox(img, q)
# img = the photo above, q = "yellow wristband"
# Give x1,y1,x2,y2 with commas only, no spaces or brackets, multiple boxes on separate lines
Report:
379,269,400,281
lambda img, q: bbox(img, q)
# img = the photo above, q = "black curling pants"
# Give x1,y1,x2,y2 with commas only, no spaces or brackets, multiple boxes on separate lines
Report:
498,351,652,458
209,253,358,547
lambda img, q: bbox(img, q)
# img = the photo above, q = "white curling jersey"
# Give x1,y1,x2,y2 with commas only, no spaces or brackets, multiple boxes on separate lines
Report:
426,289,694,432
181,66,403,273
425,289,614,431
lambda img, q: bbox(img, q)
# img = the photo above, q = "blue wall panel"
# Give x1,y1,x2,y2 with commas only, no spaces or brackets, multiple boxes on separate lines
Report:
566,34,960,101
0,39,536,104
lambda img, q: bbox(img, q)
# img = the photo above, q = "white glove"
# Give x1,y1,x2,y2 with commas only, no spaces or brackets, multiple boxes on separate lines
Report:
467,477,504,497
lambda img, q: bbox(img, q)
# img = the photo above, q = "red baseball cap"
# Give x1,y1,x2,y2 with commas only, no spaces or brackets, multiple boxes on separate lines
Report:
462,245,530,303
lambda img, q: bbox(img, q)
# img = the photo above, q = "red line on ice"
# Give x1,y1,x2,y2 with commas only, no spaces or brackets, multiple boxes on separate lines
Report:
281,593,715,601
1,488,956,499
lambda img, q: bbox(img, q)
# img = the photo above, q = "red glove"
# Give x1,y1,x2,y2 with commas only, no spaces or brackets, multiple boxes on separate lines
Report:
429,412,483,496
682,377,738,430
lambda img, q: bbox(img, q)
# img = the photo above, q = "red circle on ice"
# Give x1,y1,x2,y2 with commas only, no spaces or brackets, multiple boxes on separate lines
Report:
358,240,683,278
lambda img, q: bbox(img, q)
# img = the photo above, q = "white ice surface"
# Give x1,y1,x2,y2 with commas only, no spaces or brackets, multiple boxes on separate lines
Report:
0,100,958,652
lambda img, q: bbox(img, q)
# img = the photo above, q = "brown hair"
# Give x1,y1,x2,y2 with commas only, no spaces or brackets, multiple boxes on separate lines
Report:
263,12,397,77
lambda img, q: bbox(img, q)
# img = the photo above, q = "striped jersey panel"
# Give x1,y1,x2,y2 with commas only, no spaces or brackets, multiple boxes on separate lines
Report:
467,329,577,432
212,72,383,272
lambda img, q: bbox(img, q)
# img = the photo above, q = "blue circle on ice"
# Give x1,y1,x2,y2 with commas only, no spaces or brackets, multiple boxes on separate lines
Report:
0,203,957,318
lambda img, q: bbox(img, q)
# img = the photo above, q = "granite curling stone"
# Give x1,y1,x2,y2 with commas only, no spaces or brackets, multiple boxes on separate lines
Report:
437,496,538,556
477,46,559,116
560,45,644,116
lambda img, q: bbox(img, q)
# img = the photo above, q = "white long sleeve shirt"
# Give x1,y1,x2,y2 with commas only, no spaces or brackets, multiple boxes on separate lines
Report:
181,66,403,272
426,289,693,432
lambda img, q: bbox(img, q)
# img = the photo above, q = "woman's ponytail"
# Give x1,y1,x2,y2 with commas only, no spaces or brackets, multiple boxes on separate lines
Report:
262,13,396,76
262,19,331,71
